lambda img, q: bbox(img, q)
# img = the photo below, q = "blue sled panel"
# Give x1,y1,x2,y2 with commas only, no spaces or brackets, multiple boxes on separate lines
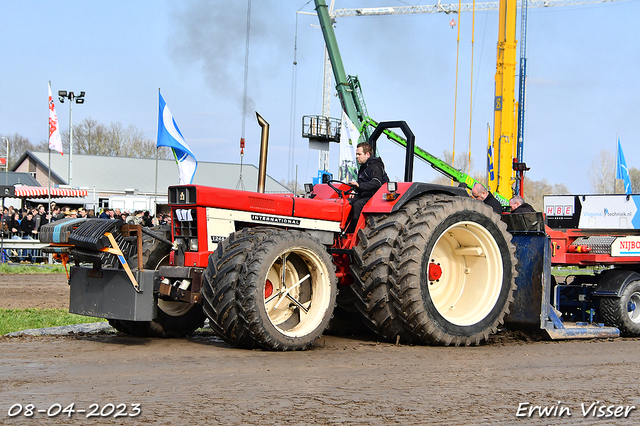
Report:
504,233,547,328
545,323,620,339
505,229,620,339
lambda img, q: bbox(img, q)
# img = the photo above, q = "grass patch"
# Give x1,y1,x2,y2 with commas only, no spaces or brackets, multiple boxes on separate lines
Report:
0,308,105,335
0,264,66,275
552,266,609,276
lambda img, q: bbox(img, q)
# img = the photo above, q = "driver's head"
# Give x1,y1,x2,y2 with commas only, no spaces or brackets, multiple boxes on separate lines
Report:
356,142,372,165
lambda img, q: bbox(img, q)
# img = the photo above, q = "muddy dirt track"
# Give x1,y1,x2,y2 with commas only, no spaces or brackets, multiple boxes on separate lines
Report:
2,274,640,425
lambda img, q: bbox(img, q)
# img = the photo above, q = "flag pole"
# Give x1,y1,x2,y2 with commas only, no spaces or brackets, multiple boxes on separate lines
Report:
48,81,52,215
154,88,159,216
615,133,619,194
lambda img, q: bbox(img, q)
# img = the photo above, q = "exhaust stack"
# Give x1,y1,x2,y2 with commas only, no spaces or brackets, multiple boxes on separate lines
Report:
256,112,269,193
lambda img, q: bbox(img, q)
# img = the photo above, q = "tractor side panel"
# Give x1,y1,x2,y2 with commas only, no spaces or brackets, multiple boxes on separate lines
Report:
293,197,344,222
198,186,295,215
360,182,470,215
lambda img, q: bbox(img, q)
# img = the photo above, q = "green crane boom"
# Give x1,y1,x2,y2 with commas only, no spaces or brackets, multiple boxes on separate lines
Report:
313,0,508,204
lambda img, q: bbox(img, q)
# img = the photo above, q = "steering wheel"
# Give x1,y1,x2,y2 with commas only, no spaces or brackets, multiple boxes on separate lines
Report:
326,179,357,198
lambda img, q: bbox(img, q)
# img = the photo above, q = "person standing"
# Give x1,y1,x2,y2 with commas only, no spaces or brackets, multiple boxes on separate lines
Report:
21,211,36,237
33,204,50,237
509,195,536,214
142,211,153,227
471,183,503,215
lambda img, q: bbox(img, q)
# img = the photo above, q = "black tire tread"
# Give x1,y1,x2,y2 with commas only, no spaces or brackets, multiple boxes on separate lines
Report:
393,194,517,346
235,229,337,350
349,197,426,342
600,280,640,337
201,227,276,348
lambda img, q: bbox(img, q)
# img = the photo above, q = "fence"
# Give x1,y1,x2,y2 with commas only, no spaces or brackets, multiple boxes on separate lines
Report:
0,235,50,263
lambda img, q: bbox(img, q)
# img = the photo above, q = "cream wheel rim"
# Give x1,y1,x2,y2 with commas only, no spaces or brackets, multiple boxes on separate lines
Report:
427,221,502,326
263,246,332,337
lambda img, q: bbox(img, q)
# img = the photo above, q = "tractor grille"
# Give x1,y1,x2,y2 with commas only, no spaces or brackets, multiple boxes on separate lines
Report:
169,186,196,204
173,208,197,238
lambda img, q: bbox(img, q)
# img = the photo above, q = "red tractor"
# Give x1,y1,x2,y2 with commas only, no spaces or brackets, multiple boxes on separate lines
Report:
43,122,517,350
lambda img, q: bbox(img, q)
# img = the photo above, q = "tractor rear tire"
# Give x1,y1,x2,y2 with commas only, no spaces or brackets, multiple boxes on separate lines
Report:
118,226,206,338
326,286,368,336
350,198,425,342
200,227,275,348
235,229,337,350
394,194,517,346
599,271,640,337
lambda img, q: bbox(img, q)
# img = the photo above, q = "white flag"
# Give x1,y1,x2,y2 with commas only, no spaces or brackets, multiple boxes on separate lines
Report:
48,82,63,155
339,111,359,182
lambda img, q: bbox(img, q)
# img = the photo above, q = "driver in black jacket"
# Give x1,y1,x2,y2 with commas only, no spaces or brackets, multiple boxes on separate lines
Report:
347,142,389,231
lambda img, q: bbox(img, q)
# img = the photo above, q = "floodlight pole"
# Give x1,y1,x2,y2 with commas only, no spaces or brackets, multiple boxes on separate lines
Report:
1,136,8,186
69,100,73,185
58,90,85,187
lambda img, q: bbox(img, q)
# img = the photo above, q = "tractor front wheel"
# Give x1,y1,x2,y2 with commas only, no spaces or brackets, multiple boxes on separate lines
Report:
116,226,206,337
200,227,274,348
235,230,337,350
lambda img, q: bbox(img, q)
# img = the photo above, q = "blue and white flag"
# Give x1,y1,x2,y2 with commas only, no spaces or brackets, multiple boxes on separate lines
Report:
157,92,197,184
616,136,632,194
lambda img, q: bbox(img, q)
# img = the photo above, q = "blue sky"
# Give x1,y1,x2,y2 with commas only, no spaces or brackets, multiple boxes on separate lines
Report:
1,0,638,194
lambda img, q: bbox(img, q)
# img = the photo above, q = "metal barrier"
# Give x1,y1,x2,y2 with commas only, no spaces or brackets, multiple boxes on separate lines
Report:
0,237,51,263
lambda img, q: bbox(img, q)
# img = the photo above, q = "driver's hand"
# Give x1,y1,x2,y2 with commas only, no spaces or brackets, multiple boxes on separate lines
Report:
349,181,359,187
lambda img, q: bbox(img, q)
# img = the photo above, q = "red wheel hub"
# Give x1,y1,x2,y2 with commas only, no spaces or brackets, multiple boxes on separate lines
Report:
265,280,274,298
428,262,442,281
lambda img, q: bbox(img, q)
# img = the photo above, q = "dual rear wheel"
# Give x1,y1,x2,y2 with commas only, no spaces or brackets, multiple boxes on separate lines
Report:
351,194,517,346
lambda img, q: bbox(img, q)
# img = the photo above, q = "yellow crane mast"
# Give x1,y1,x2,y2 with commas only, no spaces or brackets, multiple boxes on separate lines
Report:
490,0,519,200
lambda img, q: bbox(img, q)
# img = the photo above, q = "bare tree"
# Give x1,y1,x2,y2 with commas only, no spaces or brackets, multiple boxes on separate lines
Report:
68,117,108,155
280,179,302,196
0,133,37,168
60,117,172,159
523,178,570,211
629,167,640,193
431,150,485,186
589,150,615,194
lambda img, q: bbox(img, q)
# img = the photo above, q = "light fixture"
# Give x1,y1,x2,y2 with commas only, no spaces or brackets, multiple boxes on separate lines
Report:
383,182,399,201
57,89,86,186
